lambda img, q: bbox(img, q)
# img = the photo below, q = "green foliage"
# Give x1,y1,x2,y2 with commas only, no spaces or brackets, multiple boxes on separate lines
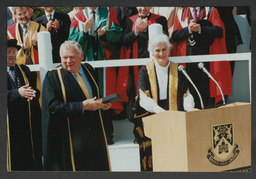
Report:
30,6,73,20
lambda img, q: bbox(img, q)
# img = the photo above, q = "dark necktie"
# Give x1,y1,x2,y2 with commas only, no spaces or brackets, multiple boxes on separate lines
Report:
48,14,52,21
23,24,28,42
9,67,17,84
90,11,96,37
23,24,28,34
139,15,149,19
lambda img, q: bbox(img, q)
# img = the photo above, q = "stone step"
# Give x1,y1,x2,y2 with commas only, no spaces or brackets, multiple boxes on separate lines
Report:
108,119,140,171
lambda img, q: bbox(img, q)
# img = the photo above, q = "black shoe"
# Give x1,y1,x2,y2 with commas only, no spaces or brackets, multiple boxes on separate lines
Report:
113,111,127,120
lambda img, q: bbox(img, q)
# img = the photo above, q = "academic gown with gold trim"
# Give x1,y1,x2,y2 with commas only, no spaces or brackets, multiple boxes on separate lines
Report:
42,63,110,171
131,60,188,171
7,64,42,171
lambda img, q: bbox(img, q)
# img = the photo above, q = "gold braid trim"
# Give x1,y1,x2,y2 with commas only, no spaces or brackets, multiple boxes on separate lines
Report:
49,66,62,71
135,127,144,138
17,65,35,161
134,89,151,103
148,155,153,169
143,90,150,97
134,112,149,119
7,110,11,172
135,95,138,101
57,68,76,172
142,156,147,171
82,64,112,171
168,62,178,111
133,89,150,119
146,61,158,104
139,140,152,151
183,88,189,100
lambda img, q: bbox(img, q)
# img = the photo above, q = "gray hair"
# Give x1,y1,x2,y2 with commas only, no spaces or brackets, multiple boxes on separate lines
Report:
59,41,83,56
12,7,29,14
148,34,173,54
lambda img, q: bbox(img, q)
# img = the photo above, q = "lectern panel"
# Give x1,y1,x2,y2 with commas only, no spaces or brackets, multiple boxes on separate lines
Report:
143,103,251,172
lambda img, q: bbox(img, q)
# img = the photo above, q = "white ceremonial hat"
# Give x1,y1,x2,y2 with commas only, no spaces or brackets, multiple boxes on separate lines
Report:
148,23,163,42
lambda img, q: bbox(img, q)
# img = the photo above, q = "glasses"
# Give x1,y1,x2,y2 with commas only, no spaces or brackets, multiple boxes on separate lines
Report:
7,50,18,55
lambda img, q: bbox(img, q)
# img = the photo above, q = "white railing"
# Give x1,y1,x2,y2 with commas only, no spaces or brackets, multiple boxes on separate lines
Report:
28,49,251,102
27,52,251,70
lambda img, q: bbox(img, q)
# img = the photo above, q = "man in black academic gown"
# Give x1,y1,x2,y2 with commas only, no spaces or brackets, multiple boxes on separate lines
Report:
42,41,112,171
7,39,42,171
35,7,71,63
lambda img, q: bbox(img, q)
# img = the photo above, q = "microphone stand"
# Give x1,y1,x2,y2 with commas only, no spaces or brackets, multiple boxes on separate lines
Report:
198,62,225,105
178,65,204,109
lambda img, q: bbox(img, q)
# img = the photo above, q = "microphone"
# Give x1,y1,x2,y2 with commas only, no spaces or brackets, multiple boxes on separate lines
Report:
198,62,225,105
178,65,204,109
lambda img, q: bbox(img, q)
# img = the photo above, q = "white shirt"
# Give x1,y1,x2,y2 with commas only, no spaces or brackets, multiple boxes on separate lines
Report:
154,59,170,100
87,7,99,24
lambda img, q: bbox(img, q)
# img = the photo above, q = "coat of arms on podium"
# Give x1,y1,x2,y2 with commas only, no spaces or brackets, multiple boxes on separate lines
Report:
207,123,240,166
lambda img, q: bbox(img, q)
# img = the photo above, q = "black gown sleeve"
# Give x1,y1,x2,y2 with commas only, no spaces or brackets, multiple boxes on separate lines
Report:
22,65,41,101
171,27,190,42
137,65,150,93
171,22,223,46
42,70,84,119
7,87,20,104
194,25,223,46
130,66,150,123
121,17,138,47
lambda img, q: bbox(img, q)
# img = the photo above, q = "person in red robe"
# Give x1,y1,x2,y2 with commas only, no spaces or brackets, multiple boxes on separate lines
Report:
171,7,232,108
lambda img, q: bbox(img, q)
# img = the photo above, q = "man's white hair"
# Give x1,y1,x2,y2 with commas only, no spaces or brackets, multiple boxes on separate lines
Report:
59,41,83,56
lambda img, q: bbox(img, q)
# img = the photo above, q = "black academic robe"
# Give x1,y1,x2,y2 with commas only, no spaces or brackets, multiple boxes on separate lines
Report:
112,7,138,28
35,12,71,63
131,61,188,171
7,64,42,171
42,63,110,171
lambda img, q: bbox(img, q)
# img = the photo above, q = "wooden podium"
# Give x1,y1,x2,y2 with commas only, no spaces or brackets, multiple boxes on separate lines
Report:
142,102,251,172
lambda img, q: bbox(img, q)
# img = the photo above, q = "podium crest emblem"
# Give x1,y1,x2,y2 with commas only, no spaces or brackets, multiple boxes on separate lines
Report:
207,123,239,166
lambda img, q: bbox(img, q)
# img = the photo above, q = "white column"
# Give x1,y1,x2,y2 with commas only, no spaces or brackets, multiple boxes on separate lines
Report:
37,31,53,87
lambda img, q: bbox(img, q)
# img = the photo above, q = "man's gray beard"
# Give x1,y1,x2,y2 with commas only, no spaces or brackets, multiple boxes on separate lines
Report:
19,19,29,25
